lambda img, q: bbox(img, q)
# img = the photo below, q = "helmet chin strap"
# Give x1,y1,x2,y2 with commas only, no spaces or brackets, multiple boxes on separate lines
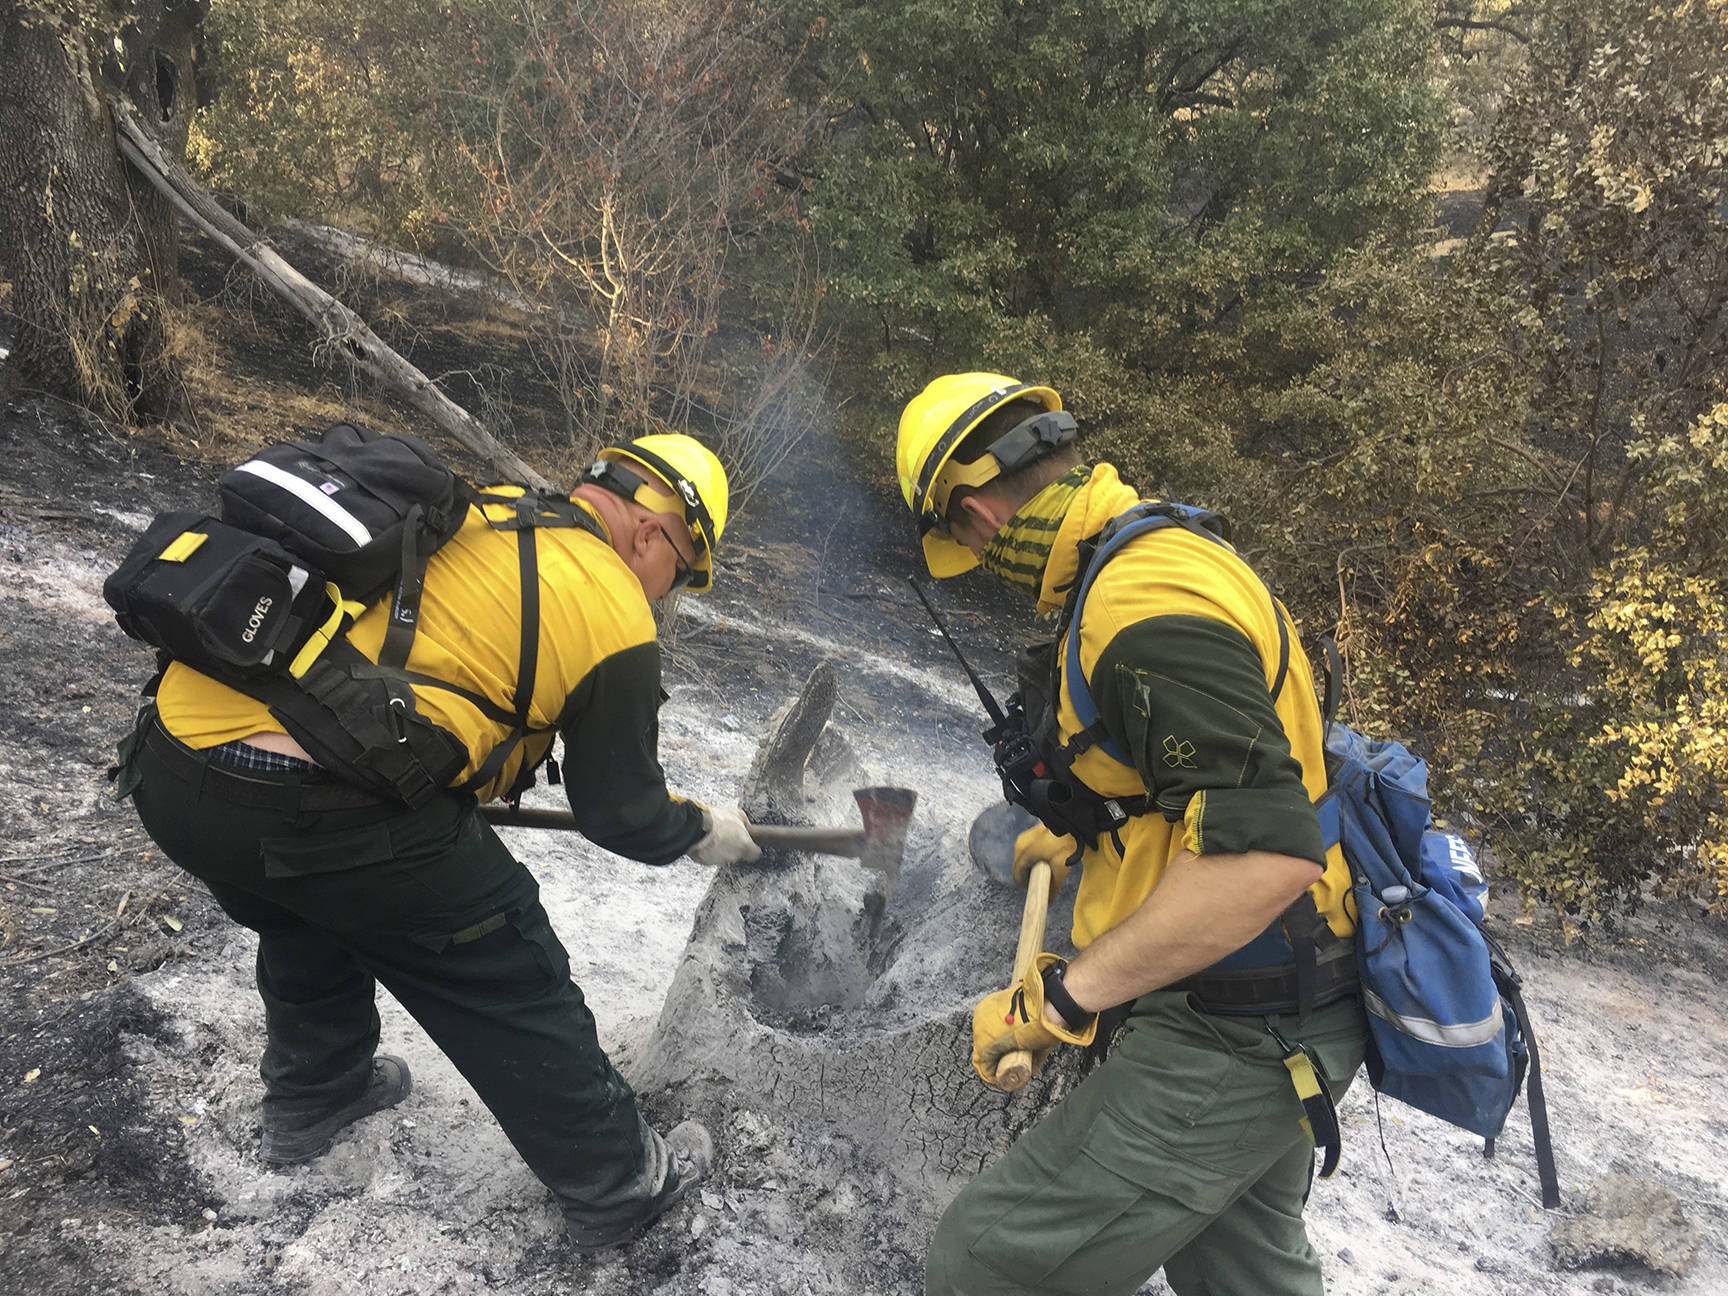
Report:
585,459,688,529
606,442,713,556
924,409,1079,528
584,457,654,505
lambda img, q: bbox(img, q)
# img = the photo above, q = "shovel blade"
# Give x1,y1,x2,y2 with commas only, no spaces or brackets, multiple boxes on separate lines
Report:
968,801,1040,887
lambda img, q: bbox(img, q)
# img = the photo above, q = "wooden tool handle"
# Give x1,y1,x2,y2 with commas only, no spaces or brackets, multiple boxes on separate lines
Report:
744,823,864,857
479,804,580,831
996,860,1052,1093
478,804,867,860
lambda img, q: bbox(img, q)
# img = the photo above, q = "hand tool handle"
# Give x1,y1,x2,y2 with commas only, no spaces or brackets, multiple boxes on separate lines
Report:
479,804,865,860
996,860,1053,1093
745,824,864,857
478,805,584,831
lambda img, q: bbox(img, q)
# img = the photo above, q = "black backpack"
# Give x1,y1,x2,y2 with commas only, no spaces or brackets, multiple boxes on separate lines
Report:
105,423,603,805
107,424,474,678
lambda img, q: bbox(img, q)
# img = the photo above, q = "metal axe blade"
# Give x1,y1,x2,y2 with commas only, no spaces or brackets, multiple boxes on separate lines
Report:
709,786,917,888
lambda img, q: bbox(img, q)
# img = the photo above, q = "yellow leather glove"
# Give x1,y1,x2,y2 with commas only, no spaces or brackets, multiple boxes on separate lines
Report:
1013,822,1077,892
971,953,1097,1089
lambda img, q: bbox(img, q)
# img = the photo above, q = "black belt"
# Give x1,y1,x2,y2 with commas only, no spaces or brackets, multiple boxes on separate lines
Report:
145,721,387,812
1171,944,1359,1016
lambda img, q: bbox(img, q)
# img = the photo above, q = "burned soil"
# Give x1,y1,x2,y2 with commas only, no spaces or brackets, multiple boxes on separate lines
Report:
2,237,1727,1296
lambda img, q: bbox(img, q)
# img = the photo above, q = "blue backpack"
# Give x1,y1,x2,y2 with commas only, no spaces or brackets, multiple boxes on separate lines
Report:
1059,503,1560,1207
1315,686,1559,1208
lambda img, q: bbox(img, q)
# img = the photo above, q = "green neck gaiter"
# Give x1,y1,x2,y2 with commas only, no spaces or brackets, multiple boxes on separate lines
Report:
978,465,1093,598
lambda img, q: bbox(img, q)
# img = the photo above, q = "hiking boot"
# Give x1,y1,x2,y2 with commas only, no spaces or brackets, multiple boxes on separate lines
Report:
565,1119,715,1254
260,1055,412,1166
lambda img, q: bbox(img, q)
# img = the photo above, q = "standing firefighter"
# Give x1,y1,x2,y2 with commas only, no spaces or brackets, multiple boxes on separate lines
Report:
112,433,761,1252
898,374,1368,1296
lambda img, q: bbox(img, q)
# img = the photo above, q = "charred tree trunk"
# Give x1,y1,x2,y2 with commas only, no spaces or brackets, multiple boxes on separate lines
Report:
0,1,204,421
619,664,1088,1279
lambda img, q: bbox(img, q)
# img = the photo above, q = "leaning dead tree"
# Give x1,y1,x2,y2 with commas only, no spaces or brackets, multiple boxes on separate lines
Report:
111,104,547,488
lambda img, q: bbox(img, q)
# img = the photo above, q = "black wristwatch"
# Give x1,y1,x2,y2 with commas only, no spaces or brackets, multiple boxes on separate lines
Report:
1041,961,1096,1031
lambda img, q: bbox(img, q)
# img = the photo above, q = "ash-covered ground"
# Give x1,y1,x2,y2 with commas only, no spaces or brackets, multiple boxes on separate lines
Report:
2,395,1725,1296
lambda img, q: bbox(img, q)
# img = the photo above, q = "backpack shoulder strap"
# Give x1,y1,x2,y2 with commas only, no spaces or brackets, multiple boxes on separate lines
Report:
455,490,614,798
339,487,613,803
1060,505,1188,764
1062,502,1288,765
379,502,432,670
474,489,609,539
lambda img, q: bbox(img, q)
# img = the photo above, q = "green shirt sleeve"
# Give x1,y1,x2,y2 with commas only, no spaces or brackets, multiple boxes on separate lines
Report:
1089,614,1325,866
556,640,706,865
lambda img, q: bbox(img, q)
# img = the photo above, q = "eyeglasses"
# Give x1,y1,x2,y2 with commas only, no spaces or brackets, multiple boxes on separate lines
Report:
657,523,696,591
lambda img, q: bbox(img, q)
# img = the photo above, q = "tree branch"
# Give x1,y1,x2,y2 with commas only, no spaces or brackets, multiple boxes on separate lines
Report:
109,104,549,489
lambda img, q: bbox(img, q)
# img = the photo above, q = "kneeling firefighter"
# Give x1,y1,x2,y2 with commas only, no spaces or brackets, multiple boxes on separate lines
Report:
898,374,1368,1296
112,432,759,1252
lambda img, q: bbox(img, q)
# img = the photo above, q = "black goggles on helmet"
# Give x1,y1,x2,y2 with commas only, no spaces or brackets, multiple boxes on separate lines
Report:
915,408,1079,537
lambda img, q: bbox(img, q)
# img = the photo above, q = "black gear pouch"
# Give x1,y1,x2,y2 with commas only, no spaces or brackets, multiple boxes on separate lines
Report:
104,511,332,675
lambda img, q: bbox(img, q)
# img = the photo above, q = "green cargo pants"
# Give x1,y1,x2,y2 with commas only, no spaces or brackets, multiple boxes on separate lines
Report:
119,716,664,1223
926,989,1366,1296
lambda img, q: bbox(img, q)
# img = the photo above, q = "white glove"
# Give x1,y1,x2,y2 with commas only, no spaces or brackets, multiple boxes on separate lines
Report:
688,806,761,867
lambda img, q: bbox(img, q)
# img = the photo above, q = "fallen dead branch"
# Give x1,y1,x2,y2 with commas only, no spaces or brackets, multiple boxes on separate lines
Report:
7,919,121,965
109,104,550,490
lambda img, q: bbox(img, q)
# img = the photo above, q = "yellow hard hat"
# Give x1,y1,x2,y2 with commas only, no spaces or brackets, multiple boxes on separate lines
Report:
895,373,1069,577
586,433,729,592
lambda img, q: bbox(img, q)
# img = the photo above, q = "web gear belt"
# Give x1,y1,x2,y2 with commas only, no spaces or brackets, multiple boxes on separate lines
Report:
1171,943,1359,1016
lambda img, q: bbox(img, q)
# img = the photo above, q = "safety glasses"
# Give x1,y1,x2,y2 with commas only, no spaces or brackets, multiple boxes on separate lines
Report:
657,523,697,591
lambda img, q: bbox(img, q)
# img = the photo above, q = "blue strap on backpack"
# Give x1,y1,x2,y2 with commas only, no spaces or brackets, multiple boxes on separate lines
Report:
1064,502,1287,764
1315,641,1560,1207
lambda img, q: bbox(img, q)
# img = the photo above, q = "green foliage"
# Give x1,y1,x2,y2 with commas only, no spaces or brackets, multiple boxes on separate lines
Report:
785,0,1445,433
1245,0,1728,921
1453,0,1728,917
1500,404,1728,917
190,0,472,245
1473,0,1728,558
796,0,1725,923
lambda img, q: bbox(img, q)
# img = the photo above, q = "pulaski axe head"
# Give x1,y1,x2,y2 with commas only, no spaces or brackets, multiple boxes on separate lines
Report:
742,786,918,892
479,788,919,884
853,785,918,889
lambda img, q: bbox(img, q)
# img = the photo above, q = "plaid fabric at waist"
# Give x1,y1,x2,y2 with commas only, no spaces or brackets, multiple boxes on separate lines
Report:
143,721,388,812
208,740,321,774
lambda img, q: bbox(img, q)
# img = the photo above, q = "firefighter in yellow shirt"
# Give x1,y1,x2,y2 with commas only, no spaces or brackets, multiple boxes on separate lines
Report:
898,376,1367,1296
114,435,757,1253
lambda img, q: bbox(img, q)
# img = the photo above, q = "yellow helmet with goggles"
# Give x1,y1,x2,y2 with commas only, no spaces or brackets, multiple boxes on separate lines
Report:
583,433,729,592
896,373,1075,577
